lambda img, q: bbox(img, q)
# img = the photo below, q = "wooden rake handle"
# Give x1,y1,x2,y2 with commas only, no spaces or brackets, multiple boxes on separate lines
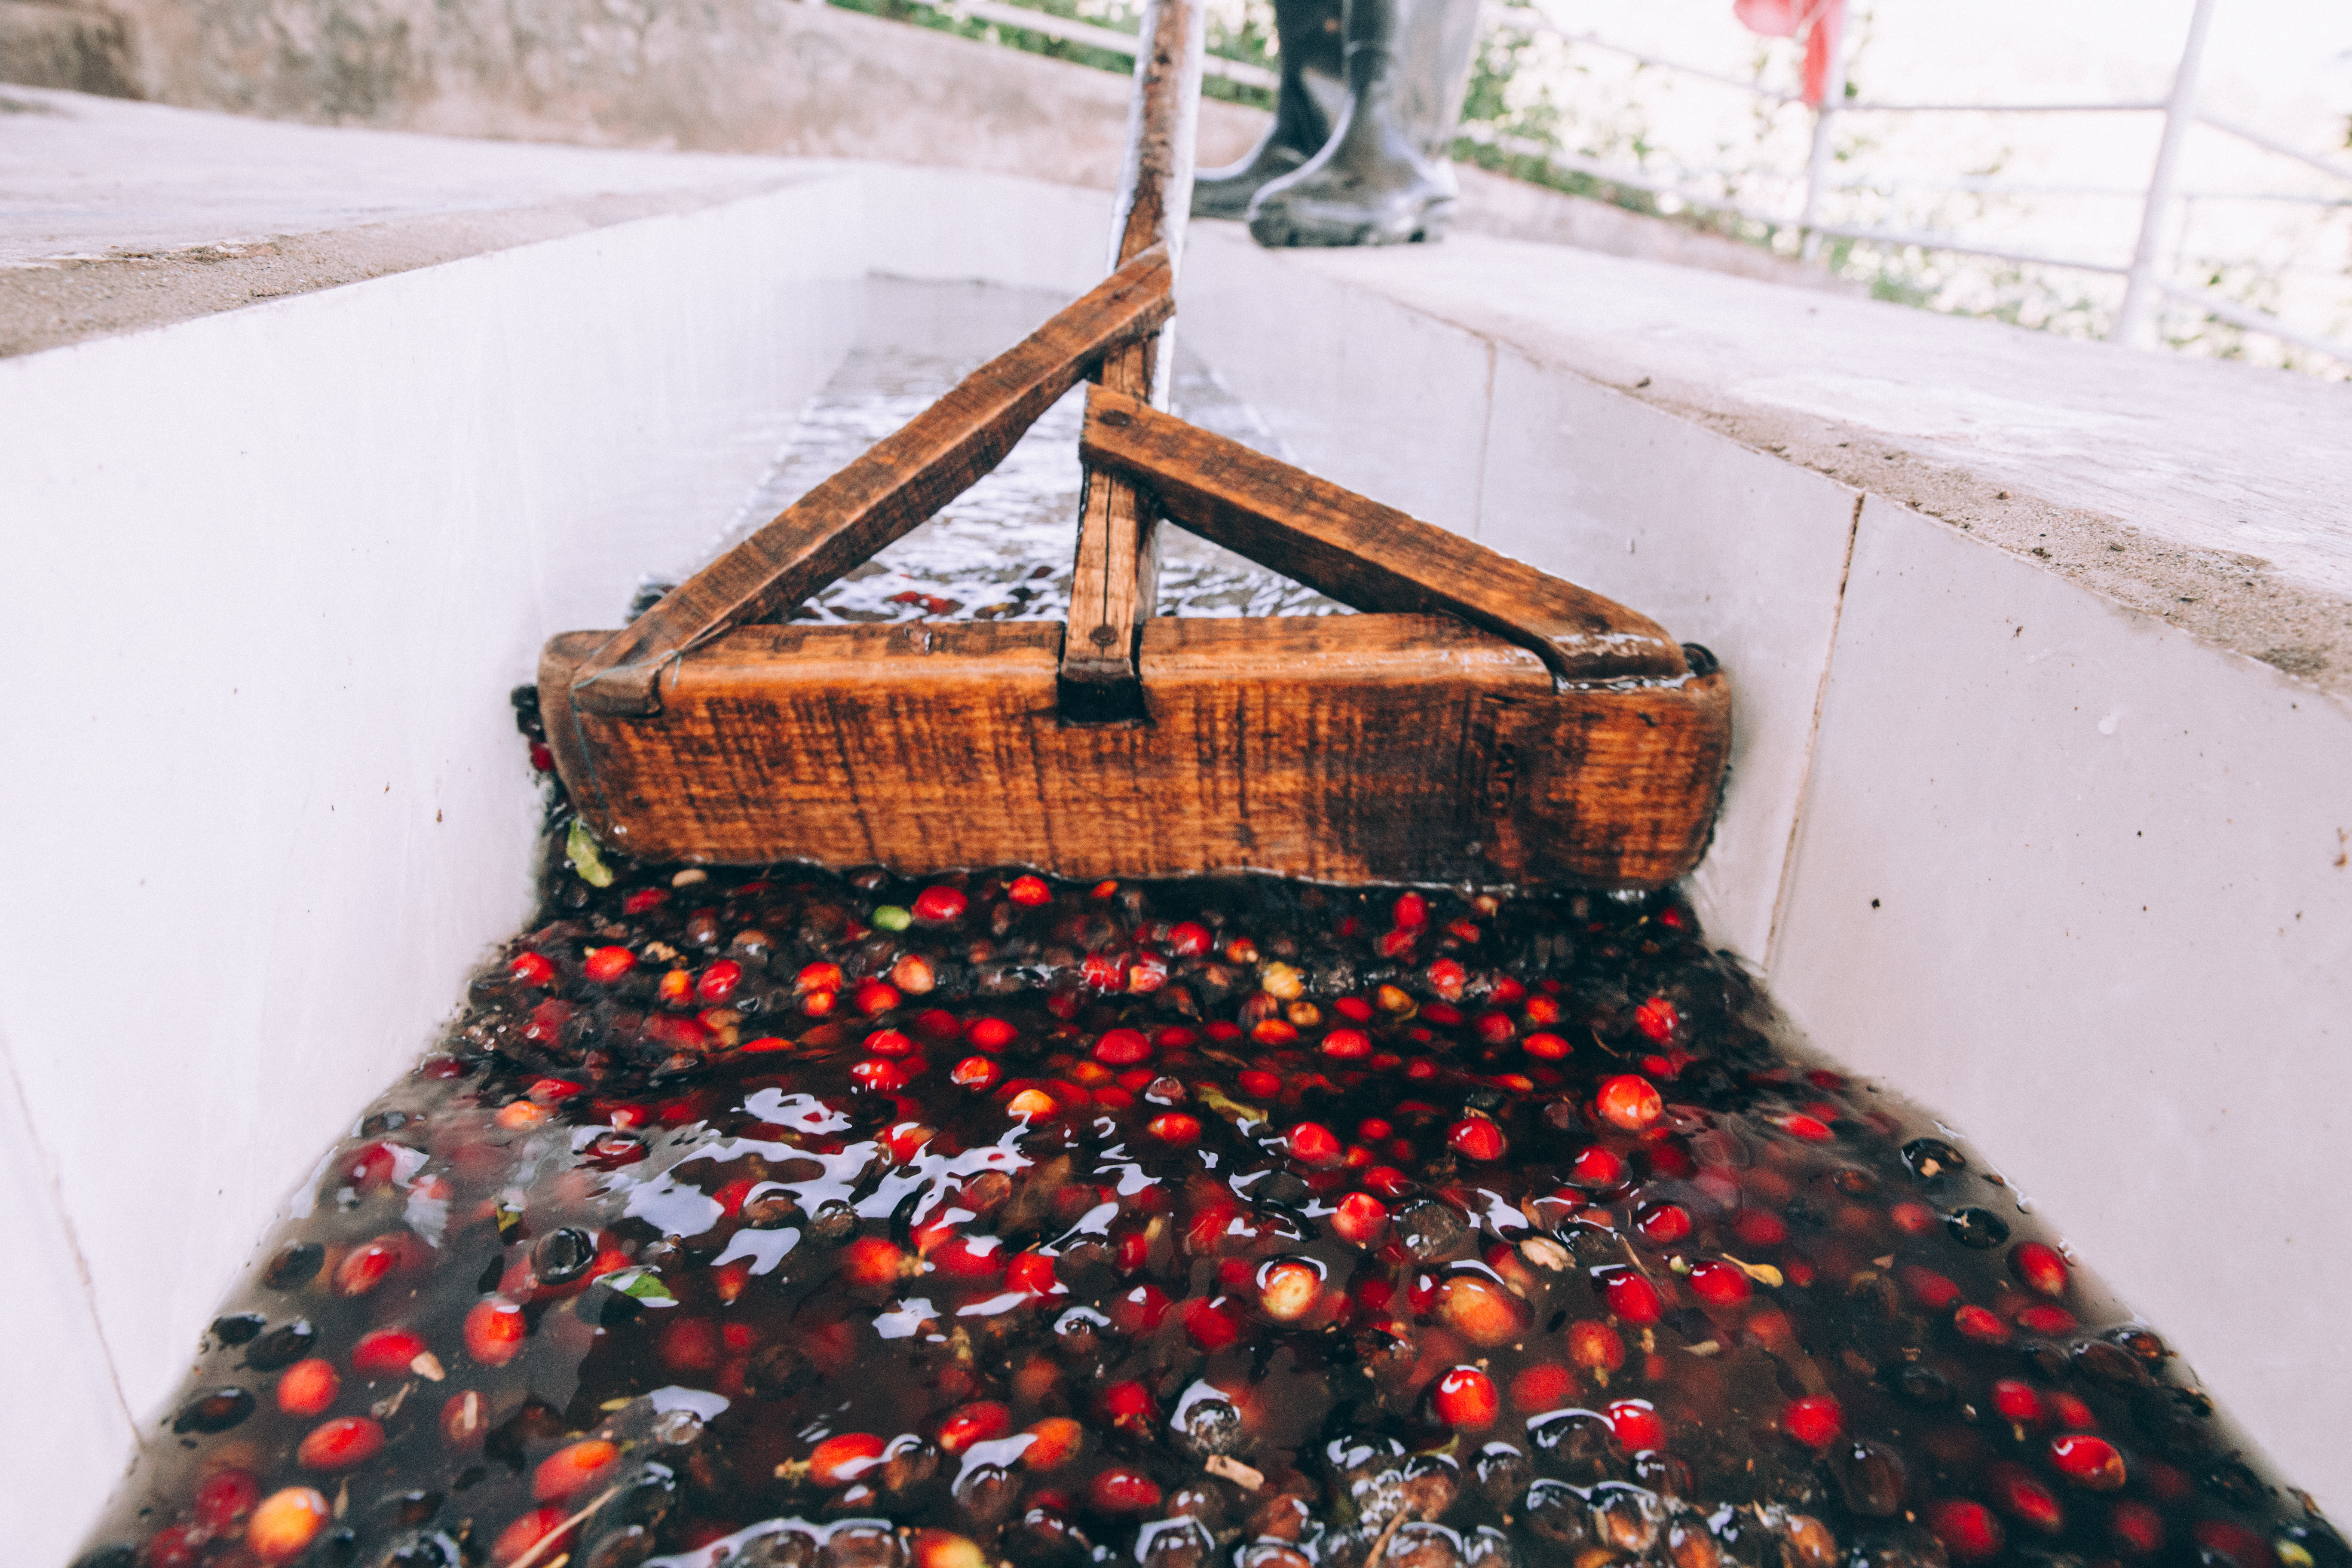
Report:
568,247,1175,719
1058,0,1207,724
1079,385,1690,687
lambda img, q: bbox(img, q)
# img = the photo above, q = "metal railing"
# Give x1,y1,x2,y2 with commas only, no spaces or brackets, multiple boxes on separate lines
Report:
882,0,2352,364
929,0,1278,89
1488,0,2351,362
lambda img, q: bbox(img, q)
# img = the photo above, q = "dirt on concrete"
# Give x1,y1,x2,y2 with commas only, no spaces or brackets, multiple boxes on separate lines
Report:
0,186,813,358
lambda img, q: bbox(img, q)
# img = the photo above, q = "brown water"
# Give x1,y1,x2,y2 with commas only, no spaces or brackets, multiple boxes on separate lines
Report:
661,279,1348,629
73,282,2344,1568
77,849,2340,1568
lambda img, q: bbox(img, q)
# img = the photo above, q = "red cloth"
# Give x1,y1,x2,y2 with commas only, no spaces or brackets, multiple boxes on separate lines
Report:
1734,0,1845,107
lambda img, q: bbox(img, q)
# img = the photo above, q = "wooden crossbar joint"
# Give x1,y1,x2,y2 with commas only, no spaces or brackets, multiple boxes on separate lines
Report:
1059,340,1161,726
1054,0,1203,727
1078,385,1690,690
565,246,1176,719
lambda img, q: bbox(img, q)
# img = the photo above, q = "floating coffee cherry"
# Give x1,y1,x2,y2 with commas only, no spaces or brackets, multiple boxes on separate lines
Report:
1687,1260,1751,1306
464,1297,528,1366
532,1227,598,1286
335,1233,411,1297
1088,1469,1164,1513
1094,1028,1150,1065
1902,1139,1965,1180
937,1401,1012,1454
246,1488,331,1564
1632,995,1680,1042
2009,1241,2069,1296
1953,1305,2009,1343
1926,1500,2005,1562
1330,1191,1389,1246
276,1358,339,1416
511,951,557,986
914,886,968,922
1597,1075,1664,1131
1568,1319,1626,1375
1784,1395,1844,1449
2071,1338,2151,1390
1884,1363,1954,1408
297,1415,386,1470
1433,1366,1500,1430
490,1506,573,1568
1257,1258,1325,1321
262,1243,324,1291
1987,1461,2064,1535
1146,1112,1200,1145
1635,1202,1693,1244
1438,1273,1526,1345
1833,1439,1910,1518
246,1319,317,1372
1285,1122,1342,1167
1991,1378,2045,1425
172,1387,255,1434
2109,1500,2166,1556
352,1327,433,1381
1945,1207,2010,1249
1596,1266,1664,1325
2048,1434,2127,1491
1606,1399,1666,1452
1571,1146,1627,1187
212,1311,267,1346
1448,1116,1507,1161
533,1439,620,1502
439,1389,489,1448
584,946,636,983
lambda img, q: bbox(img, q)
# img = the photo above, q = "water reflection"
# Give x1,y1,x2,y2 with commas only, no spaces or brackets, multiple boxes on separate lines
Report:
692,279,1348,627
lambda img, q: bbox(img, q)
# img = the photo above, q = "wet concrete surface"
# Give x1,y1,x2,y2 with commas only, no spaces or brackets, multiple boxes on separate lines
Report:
686,279,1346,626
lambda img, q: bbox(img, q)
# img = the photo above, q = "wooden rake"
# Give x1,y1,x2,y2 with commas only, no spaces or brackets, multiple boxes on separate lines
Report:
539,0,1731,888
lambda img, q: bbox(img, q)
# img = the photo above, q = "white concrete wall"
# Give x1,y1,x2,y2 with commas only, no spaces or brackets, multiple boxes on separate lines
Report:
8,161,2348,1558
1769,496,2352,1507
0,175,870,1564
1178,227,2352,1513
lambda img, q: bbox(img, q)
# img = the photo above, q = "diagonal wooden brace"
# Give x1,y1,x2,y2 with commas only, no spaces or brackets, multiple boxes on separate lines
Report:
1077,384,1690,689
567,245,1175,718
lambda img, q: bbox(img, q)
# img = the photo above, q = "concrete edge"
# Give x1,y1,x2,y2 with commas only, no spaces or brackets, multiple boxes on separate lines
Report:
0,169,858,358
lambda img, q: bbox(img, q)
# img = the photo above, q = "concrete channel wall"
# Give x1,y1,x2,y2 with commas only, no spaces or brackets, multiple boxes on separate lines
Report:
4,124,2349,1568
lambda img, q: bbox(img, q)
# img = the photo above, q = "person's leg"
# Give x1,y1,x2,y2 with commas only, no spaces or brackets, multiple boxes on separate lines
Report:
1243,0,1480,246
1191,0,1347,220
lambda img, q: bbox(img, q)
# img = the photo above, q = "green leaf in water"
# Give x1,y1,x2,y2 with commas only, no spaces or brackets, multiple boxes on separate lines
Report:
1196,1085,1266,1130
600,1267,677,1305
567,819,614,888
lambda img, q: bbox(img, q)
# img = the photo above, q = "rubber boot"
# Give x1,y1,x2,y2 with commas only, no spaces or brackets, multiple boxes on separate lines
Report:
1244,0,1477,246
1192,0,1347,220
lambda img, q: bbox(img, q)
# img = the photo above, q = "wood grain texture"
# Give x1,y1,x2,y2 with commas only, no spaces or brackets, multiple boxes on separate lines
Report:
1061,340,1161,722
540,615,1730,886
1080,385,1689,686
1059,0,1204,722
564,244,1173,718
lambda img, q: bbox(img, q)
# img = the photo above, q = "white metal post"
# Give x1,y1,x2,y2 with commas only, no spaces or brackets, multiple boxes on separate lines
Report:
1798,4,1847,262
2113,0,2217,346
